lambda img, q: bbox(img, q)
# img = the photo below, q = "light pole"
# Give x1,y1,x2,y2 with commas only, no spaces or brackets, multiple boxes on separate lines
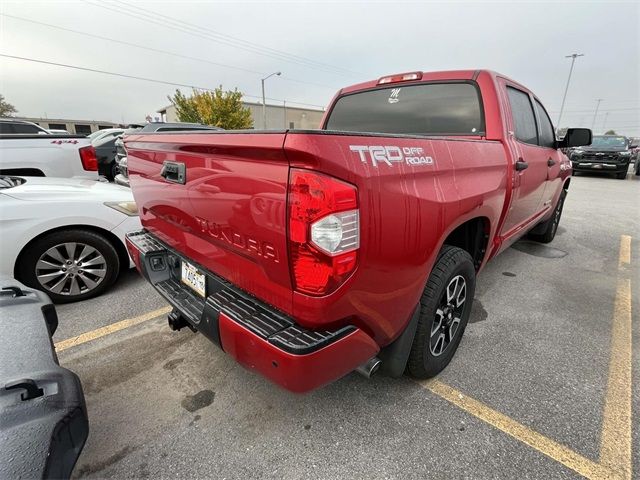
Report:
261,71,281,129
557,53,584,131
601,112,609,134
592,98,603,131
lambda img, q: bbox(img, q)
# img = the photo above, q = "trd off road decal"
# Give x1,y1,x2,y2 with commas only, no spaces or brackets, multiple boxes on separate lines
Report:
349,145,434,168
388,88,401,104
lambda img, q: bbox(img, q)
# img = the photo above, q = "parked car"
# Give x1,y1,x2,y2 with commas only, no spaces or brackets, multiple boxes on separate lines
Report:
0,175,141,302
47,128,71,135
92,129,125,180
124,69,590,393
628,138,639,174
633,140,640,176
88,128,121,142
0,118,50,135
570,135,632,179
114,122,222,187
0,275,88,479
0,131,98,179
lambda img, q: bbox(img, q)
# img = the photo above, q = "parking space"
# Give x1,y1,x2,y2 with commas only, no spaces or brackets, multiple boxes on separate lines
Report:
55,171,638,479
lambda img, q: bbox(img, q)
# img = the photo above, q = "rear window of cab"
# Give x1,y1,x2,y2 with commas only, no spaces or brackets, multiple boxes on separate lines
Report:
324,82,485,136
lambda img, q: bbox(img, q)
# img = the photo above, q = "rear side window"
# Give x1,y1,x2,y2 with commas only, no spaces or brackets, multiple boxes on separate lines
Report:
507,87,538,145
12,123,46,134
325,82,484,136
534,100,555,148
0,123,14,134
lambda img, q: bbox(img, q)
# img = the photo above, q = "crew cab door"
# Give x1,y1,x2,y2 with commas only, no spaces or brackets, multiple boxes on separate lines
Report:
499,83,549,236
532,98,564,209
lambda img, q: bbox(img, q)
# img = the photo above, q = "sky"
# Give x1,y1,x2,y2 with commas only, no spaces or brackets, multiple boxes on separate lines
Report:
1,0,639,135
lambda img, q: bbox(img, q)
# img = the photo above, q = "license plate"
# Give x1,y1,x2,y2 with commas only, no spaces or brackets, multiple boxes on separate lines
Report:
181,261,206,297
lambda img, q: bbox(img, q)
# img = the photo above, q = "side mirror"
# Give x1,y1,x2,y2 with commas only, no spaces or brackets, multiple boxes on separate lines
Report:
557,128,592,148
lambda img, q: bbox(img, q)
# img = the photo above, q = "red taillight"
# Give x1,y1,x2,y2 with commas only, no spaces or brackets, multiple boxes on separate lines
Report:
288,169,359,296
79,145,98,171
377,71,423,85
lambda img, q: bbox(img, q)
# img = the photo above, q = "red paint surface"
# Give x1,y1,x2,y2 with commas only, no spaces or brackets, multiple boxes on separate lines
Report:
125,70,571,390
218,312,379,393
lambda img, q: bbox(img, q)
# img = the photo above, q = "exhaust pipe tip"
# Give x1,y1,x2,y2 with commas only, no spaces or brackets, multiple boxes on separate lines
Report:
356,357,382,379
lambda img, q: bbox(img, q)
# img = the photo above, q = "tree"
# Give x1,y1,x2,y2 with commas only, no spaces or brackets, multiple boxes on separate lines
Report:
168,87,253,129
604,129,617,135
0,94,17,117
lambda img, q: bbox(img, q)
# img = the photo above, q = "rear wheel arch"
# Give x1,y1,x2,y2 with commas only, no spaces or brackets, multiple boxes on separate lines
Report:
14,224,129,279
440,216,491,271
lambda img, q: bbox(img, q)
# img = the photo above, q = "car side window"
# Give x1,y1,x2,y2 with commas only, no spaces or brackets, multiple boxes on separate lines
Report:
0,123,14,134
507,87,538,145
534,100,555,148
12,123,46,134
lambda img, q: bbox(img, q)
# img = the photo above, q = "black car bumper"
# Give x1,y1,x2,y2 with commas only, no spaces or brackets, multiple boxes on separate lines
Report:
571,161,629,173
124,230,354,355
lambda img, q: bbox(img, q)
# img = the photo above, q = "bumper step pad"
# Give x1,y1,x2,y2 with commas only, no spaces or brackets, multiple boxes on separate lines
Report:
126,230,166,254
126,230,353,355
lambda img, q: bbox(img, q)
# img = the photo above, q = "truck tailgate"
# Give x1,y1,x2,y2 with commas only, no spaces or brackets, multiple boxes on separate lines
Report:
125,132,292,312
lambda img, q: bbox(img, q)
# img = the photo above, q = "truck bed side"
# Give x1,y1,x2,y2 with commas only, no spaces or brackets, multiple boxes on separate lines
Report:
0,135,96,179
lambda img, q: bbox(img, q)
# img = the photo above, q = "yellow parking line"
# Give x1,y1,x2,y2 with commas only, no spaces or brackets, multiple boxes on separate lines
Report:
618,235,631,268
54,306,171,352
49,237,633,478
421,380,613,479
599,238,633,479
419,234,634,479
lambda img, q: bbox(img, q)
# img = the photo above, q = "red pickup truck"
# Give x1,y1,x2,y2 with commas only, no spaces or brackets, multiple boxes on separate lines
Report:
124,70,591,393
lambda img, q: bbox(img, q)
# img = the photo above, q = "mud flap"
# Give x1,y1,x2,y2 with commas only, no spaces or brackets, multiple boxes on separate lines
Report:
377,304,421,377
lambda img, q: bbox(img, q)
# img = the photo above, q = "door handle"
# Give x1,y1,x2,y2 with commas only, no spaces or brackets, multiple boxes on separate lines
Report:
160,161,186,185
547,158,556,167
515,159,529,171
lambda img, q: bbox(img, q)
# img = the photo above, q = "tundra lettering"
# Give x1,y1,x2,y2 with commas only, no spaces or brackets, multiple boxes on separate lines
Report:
195,217,279,262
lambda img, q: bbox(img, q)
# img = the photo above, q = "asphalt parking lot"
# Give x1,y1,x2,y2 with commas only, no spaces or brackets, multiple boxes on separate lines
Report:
55,168,638,479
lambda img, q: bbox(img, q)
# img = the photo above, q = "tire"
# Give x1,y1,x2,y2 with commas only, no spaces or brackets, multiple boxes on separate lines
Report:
407,246,476,378
109,161,118,181
16,229,120,303
616,171,627,180
529,189,567,244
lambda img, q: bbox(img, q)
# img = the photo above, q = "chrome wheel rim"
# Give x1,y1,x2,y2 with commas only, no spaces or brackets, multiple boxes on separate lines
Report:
35,242,107,296
430,275,466,357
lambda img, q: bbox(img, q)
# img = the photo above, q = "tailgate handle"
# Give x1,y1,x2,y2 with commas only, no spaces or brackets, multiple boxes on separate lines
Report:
160,161,186,185
5,379,44,401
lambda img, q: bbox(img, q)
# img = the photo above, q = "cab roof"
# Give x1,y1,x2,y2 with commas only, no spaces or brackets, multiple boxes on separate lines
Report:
338,69,525,95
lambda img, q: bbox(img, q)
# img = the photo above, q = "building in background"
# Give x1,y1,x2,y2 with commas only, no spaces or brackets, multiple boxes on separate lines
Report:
157,101,325,129
15,117,119,134
14,100,324,135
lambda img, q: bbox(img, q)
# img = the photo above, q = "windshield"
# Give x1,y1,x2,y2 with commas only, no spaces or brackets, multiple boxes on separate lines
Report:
325,82,484,136
590,136,627,148
89,129,116,140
